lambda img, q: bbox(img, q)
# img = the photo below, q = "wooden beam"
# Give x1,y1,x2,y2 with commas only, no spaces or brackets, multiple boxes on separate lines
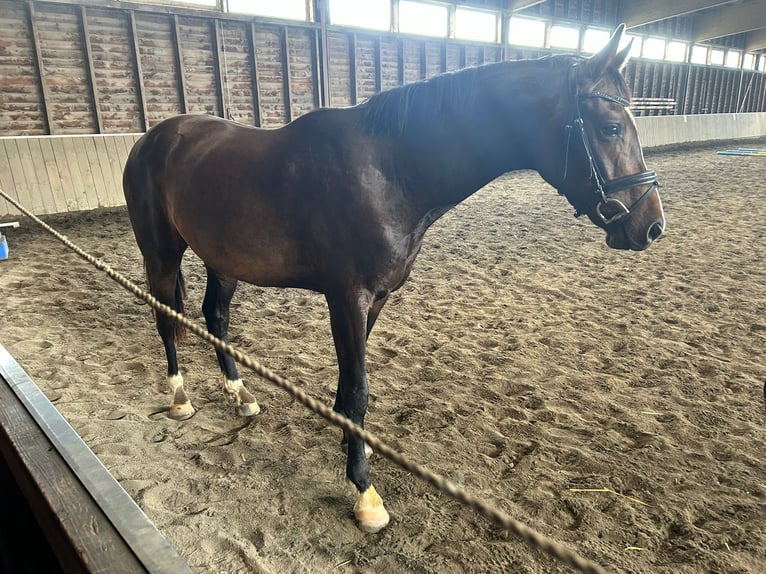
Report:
397,38,405,86
281,27,293,122
0,343,194,574
694,0,766,42
315,0,330,107
79,6,103,133
127,11,148,131
618,0,735,28
745,28,766,52
212,19,227,118
509,0,547,11
349,32,358,105
247,22,262,126
375,36,383,93
172,15,188,114
27,2,53,135
311,28,322,108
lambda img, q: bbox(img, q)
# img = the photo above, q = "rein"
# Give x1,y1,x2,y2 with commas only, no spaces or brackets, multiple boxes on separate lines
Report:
562,68,659,228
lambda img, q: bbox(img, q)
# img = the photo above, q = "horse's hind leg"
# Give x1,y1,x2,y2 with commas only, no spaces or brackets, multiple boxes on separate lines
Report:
202,266,260,417
144,248,195,420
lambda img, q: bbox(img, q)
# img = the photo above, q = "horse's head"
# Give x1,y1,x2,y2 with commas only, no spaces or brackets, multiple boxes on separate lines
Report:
538,24,666,251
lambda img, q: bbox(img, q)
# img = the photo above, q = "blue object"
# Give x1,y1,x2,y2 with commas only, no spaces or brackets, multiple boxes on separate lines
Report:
0,232,8,260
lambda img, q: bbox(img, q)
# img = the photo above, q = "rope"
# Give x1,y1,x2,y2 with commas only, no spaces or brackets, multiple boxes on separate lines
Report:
0,187,610,574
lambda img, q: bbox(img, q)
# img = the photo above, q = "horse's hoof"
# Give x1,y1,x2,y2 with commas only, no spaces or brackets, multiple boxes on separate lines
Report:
237,401,261,417
168,401,195,420
354,485,390,533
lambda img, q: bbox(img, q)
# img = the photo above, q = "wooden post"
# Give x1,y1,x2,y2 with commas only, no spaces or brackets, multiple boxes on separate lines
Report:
315,0,330,107
172,15,188,114
350,32,358,105
440,41,447,73
311,28,322,108
128,11,148,131
79,6,103,133
248,22,262,126
212,19,227,118
281,27,293,122
27,1,53,134
375,36,383,93
397,38,405,86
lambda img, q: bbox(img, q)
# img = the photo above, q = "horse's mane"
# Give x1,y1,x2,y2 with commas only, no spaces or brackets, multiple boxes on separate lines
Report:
359,54,630,137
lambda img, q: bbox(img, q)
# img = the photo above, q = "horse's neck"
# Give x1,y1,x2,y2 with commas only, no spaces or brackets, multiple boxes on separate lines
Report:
390,63,558,215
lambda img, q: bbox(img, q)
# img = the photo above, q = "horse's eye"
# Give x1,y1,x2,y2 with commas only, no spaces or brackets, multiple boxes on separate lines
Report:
601,124,621,137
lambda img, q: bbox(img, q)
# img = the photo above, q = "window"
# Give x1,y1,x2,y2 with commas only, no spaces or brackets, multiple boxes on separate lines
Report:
691,45,708,65
549,24,580,50
666,41,687,62
582,28,610,54
743,53,755,70
725,50,740,68
329,0,390,31
759,57,766,72
399,1,448,38
455,7,496,43
642,37,665,60
507,16,545,48
228,0,307,20
710,48,725,66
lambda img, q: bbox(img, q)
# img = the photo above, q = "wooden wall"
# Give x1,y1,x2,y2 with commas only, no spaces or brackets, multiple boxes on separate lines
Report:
3,0,764,139
0,134,138,217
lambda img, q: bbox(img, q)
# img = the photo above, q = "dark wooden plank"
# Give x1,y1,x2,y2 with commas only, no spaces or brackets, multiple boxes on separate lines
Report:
281,26,293,122
79,6,103,133
27,2,53,134
375,36,382,93
248,21,262,126
172,15,188,114
350,32,358,105
0,343,193,574
212,18,227,118
129,10,148,131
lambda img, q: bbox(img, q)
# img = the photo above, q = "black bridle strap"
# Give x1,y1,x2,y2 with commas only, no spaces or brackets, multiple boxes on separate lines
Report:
602,169,658,195
563,76,660,220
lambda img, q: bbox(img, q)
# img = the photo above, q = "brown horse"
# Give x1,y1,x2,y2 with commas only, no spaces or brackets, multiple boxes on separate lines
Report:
123,24,665,532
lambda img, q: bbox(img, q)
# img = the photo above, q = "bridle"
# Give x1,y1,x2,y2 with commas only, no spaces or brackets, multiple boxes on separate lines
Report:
562,66,660,229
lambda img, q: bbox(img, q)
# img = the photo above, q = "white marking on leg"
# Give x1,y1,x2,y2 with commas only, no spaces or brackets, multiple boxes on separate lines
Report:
222,375,260,417
167,373,184,393
166,373,195,420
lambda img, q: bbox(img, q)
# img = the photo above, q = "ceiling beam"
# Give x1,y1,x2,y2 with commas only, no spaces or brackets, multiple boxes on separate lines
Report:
508,0,547,11
695,0,766,41
618,0,735,29
745,28,766,52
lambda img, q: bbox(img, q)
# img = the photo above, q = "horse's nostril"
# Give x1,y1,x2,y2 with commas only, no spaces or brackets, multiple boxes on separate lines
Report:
647,220,664,242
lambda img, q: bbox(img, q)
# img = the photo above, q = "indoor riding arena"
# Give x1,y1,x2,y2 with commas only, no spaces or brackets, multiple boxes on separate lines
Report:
1,2,765,574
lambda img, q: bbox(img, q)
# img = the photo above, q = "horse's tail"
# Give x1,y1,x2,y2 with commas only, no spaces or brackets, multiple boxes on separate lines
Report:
145,262,188,344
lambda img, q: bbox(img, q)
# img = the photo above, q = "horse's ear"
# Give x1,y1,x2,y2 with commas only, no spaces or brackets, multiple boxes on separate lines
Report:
613,38,633,71
579,23,626,79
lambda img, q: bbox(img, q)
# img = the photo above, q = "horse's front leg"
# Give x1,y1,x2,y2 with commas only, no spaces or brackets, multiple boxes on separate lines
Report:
202,267,260,417
334,293,389,457
326,290,390,533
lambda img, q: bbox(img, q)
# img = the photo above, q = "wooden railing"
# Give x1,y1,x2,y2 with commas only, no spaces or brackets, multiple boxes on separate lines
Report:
631,98,677,115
